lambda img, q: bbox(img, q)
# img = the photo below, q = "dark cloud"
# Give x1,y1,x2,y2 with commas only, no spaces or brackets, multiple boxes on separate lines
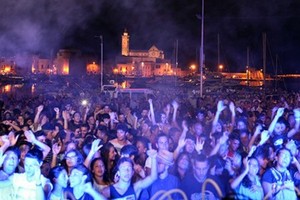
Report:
0,0,300,73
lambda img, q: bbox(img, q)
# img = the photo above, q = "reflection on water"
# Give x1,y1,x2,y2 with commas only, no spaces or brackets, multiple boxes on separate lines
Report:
0,80,132,98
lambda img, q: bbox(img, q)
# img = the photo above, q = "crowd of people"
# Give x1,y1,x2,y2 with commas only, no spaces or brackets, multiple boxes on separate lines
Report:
0,85,300,200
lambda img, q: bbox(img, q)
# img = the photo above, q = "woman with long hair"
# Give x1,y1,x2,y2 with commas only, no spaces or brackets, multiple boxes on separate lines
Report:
48,166,68,200
90,157,110,194
100,142,118,182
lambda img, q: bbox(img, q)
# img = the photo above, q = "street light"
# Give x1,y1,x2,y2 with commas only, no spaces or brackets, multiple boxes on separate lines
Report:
218,64,223,72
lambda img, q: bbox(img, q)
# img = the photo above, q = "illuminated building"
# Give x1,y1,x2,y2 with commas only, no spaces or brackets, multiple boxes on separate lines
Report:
0,58,16,75
115,30,182,77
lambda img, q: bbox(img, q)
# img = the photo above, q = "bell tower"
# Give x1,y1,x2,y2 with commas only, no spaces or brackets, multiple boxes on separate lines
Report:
121,29,129,56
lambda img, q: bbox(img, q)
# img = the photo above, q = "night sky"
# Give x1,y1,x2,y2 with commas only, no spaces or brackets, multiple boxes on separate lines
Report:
1,0,300,74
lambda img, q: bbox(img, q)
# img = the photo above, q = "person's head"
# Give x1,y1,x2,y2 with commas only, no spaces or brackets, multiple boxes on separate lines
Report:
69,164,92,188
228,131,240,152
141,109,148,118
65,141,78,152
87,115,95,126
80,124,89,137
48,166,68,188
274,117,288,135
253,145,270,170
24,149,43,178
65,149,84,168
35,130,46,143
120,145,138,160
175,152,191,172
156,133,169,151
2,146,20,175
236,118,248,131
192,154,210,182
91,157,106,179
96,126,109,142
142,120,152,133
116,123,128,141
72,112,81,123
118,113,126,123
193,122,205,136
247,157,259,177
196,109,206,122
275,147,293,169
135,136,149,155
115,157,134,182
160,113,168,123
239,129,250,147
18,140,32,163
101,142,118,162
185,133,196,154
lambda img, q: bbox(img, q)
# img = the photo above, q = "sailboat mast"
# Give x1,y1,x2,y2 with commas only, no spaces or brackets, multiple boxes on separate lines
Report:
263,33,266,93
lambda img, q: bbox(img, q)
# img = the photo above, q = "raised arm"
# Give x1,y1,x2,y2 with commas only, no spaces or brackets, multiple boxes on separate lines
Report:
148,99,156,125
50,143,61,168
84,139,102,168
268,107,284,135
231,157,249,189
134,149,157,196
24,130,51,159
33,105,44,131
212,100,226,133
171,100,180,128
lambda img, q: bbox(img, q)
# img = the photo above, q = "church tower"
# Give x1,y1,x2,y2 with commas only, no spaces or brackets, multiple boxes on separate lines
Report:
121,29,129,56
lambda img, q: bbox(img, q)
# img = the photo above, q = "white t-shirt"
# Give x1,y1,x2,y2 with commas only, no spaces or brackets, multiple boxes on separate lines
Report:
12,173,52,200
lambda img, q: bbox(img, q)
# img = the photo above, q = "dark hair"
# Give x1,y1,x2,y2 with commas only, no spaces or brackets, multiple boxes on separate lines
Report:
241,157,259,188
116,123,128,133
48,166,66,185
116,157,134,170
90,157,110,184
193,153,209,166
156,133,168,143
65,149,84,165
71,164,92,183
120,145,138,157
5,146,21,159
25,149,43,163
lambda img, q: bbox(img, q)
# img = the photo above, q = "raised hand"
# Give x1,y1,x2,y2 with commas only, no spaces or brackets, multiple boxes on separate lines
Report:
37,105,44,112
54,107,60,113
24,130,36,143
195,138,204,153
258,130,270,146
242,157,250,173
172,100,179,110
217,100,226,112
276,107,285,117
90,139,103,155
147,149,158,158
182,120,188,132
52,143,61,155
229,101,235,113
248,145,257,158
